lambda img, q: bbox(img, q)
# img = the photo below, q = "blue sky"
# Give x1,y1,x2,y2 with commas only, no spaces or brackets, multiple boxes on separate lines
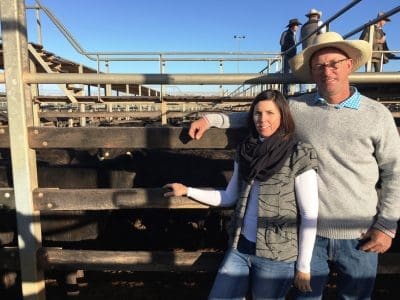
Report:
22,0,400,93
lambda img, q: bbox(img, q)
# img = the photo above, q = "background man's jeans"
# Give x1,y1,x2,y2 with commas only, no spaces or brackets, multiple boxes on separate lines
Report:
294,236,378,300
209,235,294,300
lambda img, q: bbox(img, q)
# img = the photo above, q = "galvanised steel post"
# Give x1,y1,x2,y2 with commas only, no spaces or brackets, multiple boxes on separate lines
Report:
0,0,45,299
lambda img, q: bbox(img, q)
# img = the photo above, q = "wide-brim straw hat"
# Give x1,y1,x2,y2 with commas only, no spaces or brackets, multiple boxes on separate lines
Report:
289,31,372,82
306,8,322,17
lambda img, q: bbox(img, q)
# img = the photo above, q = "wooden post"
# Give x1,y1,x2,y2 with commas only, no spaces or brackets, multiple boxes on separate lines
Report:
366,25,374,72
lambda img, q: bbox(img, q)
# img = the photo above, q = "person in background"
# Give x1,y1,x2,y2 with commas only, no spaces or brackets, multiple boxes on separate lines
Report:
360,12,391,72
187,31,400,299
301,8,326,50
164,90,319,299
280,18,302,95
300,8,327,92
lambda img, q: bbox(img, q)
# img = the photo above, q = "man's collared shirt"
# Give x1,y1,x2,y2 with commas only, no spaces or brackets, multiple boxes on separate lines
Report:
314,87,361,110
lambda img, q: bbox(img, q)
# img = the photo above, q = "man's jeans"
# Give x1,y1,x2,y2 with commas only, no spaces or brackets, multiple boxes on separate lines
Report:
294,236,378,300
209,235,294,300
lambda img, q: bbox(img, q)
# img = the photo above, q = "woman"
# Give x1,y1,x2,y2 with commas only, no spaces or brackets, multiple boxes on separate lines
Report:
164,90,318,300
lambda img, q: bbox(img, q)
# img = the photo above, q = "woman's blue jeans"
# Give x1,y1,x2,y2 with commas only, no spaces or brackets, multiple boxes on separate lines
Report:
208,235,295,300
294,236,378,300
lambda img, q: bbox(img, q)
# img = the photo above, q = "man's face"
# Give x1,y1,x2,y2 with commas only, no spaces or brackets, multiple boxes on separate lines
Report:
378,19,387,27
310,47,353,101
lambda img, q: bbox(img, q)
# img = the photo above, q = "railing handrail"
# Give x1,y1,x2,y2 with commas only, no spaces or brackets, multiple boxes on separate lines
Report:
343,6,400,39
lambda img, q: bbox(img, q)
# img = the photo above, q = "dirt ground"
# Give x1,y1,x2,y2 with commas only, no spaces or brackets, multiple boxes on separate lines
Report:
1,271,213,300
45,271,213,300
1,271,399,300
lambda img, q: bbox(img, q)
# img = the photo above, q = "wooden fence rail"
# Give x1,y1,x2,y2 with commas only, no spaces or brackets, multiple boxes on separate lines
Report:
0,127,247,149
1,247,399,274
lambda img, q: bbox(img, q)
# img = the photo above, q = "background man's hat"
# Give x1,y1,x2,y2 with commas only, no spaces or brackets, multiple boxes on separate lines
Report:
377,12,391,22
287,18,302,27
289,31,372,82
306,8,322,18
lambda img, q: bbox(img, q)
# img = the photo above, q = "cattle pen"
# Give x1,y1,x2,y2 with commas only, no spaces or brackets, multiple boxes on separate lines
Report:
0,1,400,299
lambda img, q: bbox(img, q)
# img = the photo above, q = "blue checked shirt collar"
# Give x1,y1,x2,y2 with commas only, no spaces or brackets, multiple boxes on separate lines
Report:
313,86,361,110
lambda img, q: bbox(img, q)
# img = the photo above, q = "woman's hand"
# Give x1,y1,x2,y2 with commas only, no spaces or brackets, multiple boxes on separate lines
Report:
294,271,312,293
163,183,188,197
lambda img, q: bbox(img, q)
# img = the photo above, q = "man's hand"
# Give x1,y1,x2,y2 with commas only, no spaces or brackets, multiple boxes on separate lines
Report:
294,271,312,293
163,183,188,197
359,228,392,253
188,117,210,140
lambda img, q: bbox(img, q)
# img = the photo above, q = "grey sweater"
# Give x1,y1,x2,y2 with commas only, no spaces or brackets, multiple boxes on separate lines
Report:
206,93,400,239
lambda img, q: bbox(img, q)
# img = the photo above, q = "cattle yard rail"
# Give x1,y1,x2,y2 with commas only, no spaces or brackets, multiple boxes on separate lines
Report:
1,1,400,299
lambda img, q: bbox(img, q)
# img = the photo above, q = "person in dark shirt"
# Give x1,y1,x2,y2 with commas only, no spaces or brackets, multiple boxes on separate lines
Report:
279,18,302,95
280,18,302,74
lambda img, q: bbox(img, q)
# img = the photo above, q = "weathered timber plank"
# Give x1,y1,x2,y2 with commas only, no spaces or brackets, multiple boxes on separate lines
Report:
1,124,398,149
2,186,222,211
34,95,252,103
1,247,399,274
0,188,15,209
38,248,223,272
33,188,216,210
1,125,399,149
38,111,196,119
28,127,247,149
392,112,400,118
35,95,160,103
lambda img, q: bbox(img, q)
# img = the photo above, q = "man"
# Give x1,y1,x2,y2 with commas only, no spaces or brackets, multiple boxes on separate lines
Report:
300,8,326,92
301,8,326,50
188,32,400,299
360,12,391,72
280,18,302,95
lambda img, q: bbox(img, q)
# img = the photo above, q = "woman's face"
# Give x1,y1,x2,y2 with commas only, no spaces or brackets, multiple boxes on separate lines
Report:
252,99,281,138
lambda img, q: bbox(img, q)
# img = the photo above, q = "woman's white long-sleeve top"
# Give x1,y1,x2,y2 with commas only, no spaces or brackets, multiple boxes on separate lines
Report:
187,161,318,273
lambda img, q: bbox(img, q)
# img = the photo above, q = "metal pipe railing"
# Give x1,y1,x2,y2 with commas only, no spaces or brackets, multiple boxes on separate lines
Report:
2,71,400,86
20,72,400,85
344,6,400,39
